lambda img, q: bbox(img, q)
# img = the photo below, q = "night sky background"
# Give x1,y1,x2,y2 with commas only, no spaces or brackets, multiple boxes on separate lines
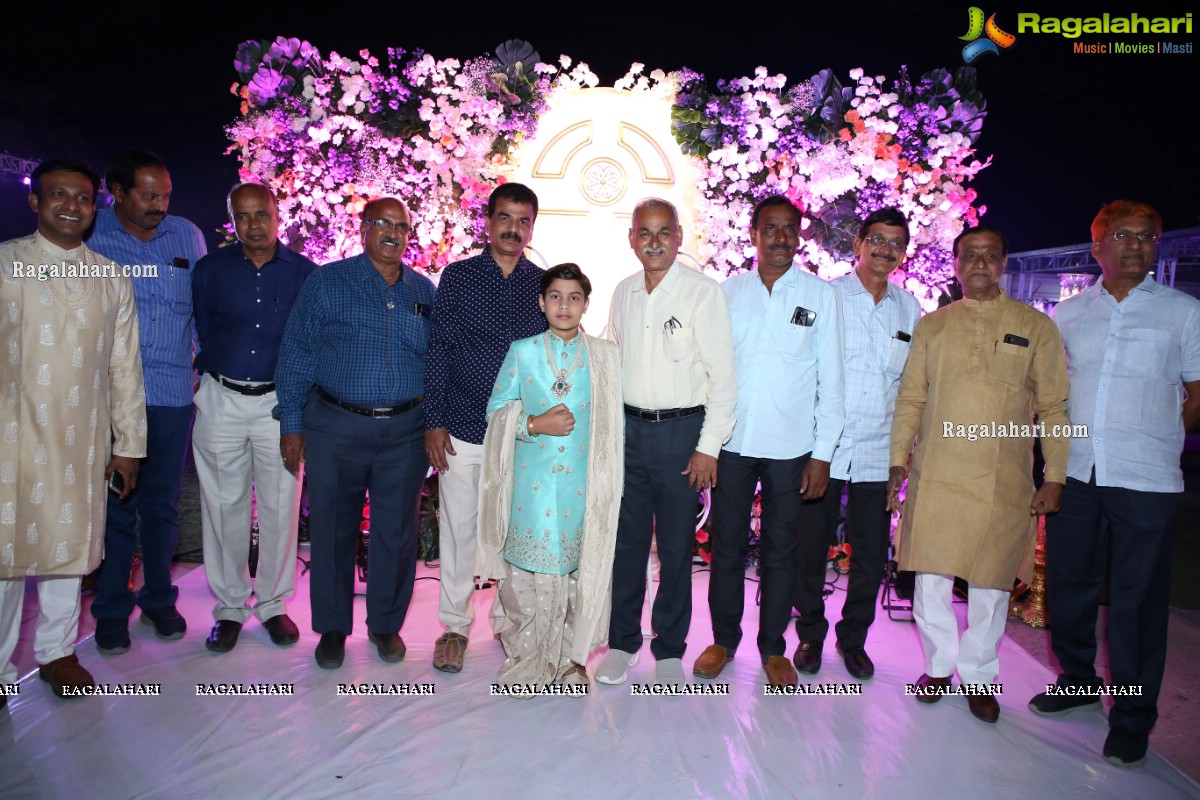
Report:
1,3,1195,254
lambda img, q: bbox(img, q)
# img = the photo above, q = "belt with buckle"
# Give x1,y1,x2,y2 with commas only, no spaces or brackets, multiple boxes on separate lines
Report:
317,387,423,418
623,404,704,422
213,374,276,396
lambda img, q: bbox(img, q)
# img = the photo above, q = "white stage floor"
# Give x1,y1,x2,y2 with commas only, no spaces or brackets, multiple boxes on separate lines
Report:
2,555,1198,799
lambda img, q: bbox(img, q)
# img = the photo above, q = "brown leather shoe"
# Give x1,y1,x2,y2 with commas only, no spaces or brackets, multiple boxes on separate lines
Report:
38,654,94,698
793,640,822,675
914,673,951,704
968,694,1000,723
764,655,798,687
693,644,733,679
367,632,407,663
433,632,467,673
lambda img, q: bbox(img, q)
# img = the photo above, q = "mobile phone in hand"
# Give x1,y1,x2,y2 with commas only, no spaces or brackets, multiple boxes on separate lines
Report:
109,471,125,494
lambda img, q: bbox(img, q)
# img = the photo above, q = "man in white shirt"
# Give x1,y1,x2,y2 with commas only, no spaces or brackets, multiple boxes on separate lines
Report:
1030,200,1200,767
596,198,737,686
693,195,845,687
792,208,918,681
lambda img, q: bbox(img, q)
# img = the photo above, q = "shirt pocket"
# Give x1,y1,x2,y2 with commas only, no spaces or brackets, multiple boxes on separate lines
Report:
1114,328,1174,381
774,322,814,362
988,341,1032,389
884,337,911,377
661,326,694,363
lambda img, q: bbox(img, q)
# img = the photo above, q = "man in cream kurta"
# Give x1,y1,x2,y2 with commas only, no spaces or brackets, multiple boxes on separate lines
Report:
0,159,146,699
889,226,1069,723
597,198,736,687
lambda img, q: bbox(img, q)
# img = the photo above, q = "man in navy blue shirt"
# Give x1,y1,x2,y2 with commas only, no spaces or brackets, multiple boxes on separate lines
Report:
275,197,435,669
193,183,316,654
87,150,207,654
424,183,546,674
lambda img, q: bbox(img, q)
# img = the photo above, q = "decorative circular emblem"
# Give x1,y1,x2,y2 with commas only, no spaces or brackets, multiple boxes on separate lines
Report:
580,158,627,206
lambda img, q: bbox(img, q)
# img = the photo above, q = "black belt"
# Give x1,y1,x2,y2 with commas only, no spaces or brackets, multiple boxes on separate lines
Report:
213,374,276,396
317,387,423,418
623,404,704,422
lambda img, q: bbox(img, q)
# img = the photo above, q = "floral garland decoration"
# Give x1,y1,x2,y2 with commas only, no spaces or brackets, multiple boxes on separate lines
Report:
671,65,990,308
226,37,552,271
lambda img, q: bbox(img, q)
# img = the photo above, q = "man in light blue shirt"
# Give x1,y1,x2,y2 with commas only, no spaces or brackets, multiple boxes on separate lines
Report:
693,195,844,688
794,208,921,681
87,150,207,654
1031,201,1200,767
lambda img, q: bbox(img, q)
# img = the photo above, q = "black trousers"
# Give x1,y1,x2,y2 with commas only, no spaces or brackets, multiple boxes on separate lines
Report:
608,412,704,661
1046,476,1177,735
303,392,427,635
708,450,808,660
793,479,889,649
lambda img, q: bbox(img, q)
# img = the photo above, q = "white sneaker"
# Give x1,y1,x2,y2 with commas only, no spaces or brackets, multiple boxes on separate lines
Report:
595,649,639,685
655,658,686,686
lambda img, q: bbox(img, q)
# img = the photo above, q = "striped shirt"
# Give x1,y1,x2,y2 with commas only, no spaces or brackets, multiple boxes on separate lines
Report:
830,271,921,482
273,253,436,436
87,207,207,407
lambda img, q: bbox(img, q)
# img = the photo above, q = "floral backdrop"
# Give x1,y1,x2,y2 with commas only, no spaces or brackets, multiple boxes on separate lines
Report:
230,37,991,561
228,37,989,307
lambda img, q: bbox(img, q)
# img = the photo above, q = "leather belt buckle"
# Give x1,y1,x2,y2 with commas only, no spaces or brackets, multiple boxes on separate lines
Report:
371,408,392,419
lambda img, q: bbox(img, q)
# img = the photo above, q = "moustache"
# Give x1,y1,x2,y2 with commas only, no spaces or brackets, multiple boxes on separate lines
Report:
146,211,165,219
642,247,666,256
501,232,522,241
871,251,897,263
381,238,403,247
768,244,793,251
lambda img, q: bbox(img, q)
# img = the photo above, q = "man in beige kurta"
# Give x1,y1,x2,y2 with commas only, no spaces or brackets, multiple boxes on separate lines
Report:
0,159,146,700
888,226,1069,723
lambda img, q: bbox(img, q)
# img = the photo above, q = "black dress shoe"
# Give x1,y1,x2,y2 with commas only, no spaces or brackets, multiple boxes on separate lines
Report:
793,640,822,675
836,644,875,680
205,620,242,653
367,632,407,663
263,614,300,647
315,632,347,669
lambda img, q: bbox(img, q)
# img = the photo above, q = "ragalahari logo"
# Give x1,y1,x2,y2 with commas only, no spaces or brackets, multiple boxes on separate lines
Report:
960,7,1017,62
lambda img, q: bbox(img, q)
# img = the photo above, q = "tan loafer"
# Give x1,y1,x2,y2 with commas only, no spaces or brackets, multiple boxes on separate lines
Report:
693,644,733,679
764,655,798,688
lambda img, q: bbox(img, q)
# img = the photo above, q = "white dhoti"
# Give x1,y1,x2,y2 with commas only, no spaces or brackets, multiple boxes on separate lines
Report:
914,571,1009,685
0,576,83,683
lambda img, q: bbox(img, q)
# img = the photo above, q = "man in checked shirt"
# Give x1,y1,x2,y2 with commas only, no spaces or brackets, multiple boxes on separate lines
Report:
274,197,435,669
791,208,919,682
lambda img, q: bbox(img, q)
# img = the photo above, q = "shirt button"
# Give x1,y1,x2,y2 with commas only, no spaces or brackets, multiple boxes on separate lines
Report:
255,324,260,328
251,350,256,354
256,299,261,303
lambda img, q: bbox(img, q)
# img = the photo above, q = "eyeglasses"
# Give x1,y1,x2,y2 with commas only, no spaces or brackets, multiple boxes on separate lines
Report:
1103,230,1157,244
862,234,907,251
364,218,412,236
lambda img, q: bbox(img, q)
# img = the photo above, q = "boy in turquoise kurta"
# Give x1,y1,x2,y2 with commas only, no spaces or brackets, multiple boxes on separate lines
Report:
480,264,623,693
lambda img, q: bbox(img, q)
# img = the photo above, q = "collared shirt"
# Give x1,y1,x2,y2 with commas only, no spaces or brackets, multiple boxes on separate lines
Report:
423,246,545,445
193,242,317,382
87,206,207,407
722,265,845,461
273,253,436,436
829,270,921,481
607,261,736,457
1054,274,1200,493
